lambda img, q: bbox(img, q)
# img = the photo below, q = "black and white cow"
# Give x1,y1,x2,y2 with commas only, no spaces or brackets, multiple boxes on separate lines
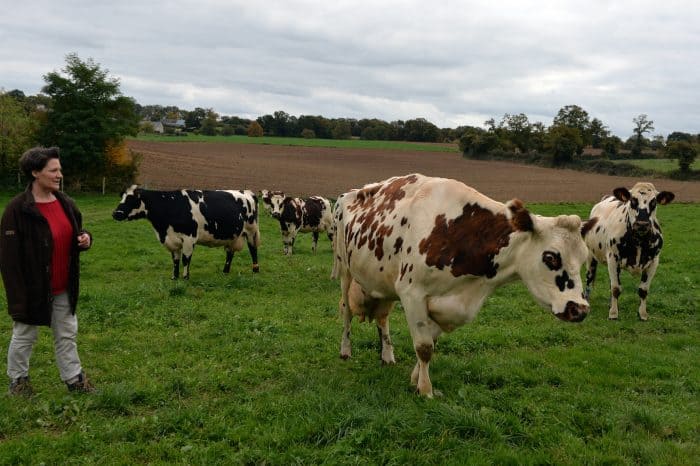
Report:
332,174,596,397
259,189,281,216
584,182,674,320
265,191,333,255
113,185,261,279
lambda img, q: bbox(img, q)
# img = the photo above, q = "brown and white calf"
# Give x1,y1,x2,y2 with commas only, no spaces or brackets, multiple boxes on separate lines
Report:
332,173,595,397
584,182,674,320
264,191,333,255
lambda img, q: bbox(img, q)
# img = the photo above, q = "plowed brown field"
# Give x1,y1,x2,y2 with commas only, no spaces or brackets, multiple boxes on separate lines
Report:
127,140,700,203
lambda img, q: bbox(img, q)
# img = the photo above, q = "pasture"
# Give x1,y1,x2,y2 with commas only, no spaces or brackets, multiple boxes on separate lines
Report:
0,193,698,465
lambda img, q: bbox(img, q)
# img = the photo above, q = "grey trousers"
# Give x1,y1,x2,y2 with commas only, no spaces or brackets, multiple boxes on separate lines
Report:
6,292,83,383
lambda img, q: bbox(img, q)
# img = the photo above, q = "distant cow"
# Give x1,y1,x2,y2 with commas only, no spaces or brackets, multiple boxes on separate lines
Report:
113,185,261,279
260,189,282,215
584,182,674,320
332,173,595,397
265,191,333,255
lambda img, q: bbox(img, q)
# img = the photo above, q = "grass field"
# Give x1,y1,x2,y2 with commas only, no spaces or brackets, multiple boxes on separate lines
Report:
133,134,459,153
611,158,700,173
0,194,697,464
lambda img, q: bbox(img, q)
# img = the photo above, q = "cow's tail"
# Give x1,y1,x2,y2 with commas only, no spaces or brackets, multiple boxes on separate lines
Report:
330,201,346,281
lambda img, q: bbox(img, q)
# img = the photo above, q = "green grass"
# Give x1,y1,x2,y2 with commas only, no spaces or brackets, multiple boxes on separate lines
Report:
132,133,459,153
610,158,700,173
0,194,698,464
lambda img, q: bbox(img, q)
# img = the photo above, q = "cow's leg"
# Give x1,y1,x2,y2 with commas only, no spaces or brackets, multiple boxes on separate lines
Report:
171,250,181,280
246,234,260,273
637,258,659,321
182,241,195,280
282,230,294,255
376,312,395,365
402,293,441,397
584,256,598,300
339,272,353,359
311,231,319,253
606,255,621,320
223,247,234,274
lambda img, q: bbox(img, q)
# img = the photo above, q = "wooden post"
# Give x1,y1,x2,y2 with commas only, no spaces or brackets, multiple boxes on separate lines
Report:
102,177,106,195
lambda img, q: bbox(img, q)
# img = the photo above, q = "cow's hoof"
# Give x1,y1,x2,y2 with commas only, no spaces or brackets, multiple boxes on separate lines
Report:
252,264,260,273
340,353,350,360
608,317,618,321
638,315,649,322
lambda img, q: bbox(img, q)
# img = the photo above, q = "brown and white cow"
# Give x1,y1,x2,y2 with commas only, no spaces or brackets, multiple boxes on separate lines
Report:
265,191,333,255
332,174,595,397
584,182,674,321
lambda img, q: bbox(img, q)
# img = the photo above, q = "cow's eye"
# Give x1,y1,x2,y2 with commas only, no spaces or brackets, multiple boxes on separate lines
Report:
542,251,562,271
649,199,657,211
630,198,639,209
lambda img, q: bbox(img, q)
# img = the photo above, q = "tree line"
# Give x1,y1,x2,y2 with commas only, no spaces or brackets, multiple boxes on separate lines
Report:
1,54,698,191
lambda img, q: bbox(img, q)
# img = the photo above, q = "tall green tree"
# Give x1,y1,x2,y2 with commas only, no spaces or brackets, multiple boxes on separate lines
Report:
39,53,139,183
666,140,697,172
546,125,582,165
553,105,591,148
631,114,654,157
0,91,37,175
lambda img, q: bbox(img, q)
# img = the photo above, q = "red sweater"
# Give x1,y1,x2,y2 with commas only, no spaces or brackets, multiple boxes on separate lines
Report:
36,200,73,295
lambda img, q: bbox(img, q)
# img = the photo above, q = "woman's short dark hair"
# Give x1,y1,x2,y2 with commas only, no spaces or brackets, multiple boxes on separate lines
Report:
19,146,60,180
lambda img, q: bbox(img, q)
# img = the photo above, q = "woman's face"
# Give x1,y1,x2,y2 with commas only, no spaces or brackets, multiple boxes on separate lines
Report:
32,158,62,193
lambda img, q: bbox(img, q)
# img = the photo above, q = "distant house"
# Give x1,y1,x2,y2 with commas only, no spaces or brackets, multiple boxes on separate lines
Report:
140,119,164,134
162,119,186,129
581,146,604,157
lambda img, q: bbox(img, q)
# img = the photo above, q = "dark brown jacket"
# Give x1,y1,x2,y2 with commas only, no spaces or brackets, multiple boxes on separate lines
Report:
0,186,91,326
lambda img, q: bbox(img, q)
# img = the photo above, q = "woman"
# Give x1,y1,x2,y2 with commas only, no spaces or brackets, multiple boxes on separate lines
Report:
0,146,94,395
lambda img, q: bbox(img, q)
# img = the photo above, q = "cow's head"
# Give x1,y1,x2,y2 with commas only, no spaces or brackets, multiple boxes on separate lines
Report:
112,185,146,221
613,183,674,237
260,189,274,214
508,201,595,322
268,192,289,219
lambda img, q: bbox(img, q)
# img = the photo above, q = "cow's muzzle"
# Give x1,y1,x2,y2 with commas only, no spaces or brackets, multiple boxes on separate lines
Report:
556,301,589,322
632,221,651,236
112,210,126,221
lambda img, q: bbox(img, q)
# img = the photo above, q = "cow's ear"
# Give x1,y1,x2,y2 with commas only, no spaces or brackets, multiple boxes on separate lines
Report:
555,214,582,232
613,187,631,202
507,199,534,232
657,191,675,205
581,217,598,238
284,196,293,202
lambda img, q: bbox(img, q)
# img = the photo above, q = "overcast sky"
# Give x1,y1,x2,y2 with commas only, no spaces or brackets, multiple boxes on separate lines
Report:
1,0,698,138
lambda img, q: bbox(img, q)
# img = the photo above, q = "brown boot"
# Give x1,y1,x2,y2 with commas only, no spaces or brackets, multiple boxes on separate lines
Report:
9,376,33,397
66,372,95,393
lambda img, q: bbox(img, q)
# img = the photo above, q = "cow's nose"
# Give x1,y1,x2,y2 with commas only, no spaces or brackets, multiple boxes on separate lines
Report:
556,301,589,322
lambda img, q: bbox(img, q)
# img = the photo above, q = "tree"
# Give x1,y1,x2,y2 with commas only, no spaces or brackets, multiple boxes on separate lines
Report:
0,91,37,175
631,114,654,157
666,140,697,172
499,113,532,152
39,53,139,185
403,118,439,142
553,105,591,148
588,118,610,148
331,119,352,140
546,125,582,165
247,121,263,137
199,109,219,136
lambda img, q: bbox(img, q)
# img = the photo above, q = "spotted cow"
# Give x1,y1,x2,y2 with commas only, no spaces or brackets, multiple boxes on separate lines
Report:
584,182,674,320
332,173,596,397
113,185,261,279
265,191,333,255
260,189,282,215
